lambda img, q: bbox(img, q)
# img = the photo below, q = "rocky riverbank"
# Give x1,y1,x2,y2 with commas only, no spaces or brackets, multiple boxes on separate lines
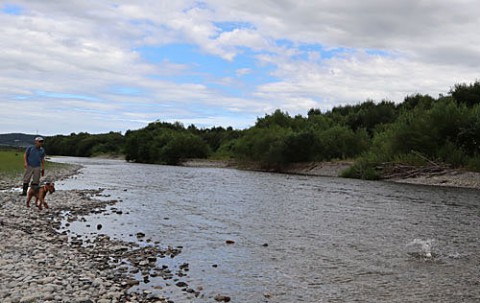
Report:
0,165,207,303
2,158,478,302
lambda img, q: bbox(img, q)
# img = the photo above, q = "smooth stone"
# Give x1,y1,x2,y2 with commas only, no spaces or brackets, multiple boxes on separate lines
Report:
214,294,231,302
176,281,188,288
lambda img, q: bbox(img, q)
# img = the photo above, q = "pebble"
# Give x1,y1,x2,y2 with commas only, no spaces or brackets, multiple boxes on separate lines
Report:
214,294,231,302
176,281,188,288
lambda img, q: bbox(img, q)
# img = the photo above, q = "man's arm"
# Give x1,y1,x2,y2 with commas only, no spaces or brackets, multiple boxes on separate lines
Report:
23,149,28,169
41,156,45,176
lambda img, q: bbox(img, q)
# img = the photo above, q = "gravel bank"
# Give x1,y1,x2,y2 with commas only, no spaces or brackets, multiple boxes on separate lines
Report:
0,165,203,303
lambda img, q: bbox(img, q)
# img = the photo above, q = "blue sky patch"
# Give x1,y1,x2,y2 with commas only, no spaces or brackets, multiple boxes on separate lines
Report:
109,86,143,96
365,48,395,58
36,90,100,102
138,43,278,98
1,4,23,15
212,21,256,36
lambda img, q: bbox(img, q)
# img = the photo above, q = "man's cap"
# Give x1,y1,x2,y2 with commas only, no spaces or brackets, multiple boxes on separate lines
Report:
35,136,44,141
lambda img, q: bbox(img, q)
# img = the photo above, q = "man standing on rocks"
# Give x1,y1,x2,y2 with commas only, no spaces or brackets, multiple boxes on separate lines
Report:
21,136,46,196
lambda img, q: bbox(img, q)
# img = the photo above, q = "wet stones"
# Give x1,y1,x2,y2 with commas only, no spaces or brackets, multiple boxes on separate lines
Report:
148,256,158,263
121,279,140,287
214,294,232,302
0,189,178,303
0,164,223,303
175,281,188,288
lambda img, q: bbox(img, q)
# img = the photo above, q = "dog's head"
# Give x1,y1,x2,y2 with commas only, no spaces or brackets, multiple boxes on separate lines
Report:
45,182,55,194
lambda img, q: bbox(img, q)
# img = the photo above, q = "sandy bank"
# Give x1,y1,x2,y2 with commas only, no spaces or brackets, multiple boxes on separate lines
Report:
181,159,480,190
180,159,352,177
389,169,480,189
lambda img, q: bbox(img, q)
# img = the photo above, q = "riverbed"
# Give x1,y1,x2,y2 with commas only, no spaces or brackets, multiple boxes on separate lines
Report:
52,157,480,303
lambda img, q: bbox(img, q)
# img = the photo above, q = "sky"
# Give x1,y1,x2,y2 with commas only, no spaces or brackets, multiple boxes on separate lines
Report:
1,0,479,135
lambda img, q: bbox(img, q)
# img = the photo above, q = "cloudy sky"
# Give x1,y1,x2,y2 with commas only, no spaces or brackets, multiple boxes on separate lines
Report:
1,0,479,135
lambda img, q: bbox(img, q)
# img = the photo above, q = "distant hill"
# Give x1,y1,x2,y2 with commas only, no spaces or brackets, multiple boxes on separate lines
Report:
0,133,43,148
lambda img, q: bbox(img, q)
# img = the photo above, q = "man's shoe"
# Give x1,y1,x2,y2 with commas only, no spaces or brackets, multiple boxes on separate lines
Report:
20,183,28,196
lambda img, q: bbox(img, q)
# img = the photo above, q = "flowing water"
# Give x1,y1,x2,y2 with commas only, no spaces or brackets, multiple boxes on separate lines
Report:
52,157,480,303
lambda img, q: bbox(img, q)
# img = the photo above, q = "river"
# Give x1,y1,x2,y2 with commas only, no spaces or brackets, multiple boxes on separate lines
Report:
51,157,480,303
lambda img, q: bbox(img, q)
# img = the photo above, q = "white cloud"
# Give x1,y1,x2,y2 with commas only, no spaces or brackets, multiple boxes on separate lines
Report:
236,68,251,76
1,0,480,135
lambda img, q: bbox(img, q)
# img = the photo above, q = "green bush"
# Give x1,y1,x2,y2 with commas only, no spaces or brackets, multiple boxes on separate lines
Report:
341,156,381,180
283,130,319,162
466,156,480,172
317,125,366,160
392,152,428,167
160,133,210,165
233,125,291,167
437,141,467,167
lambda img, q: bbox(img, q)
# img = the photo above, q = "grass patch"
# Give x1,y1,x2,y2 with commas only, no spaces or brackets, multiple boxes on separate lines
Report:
0,149,24,175
0,148,67,179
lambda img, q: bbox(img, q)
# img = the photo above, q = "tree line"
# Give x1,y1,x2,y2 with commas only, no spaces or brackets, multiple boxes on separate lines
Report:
45,81,480,178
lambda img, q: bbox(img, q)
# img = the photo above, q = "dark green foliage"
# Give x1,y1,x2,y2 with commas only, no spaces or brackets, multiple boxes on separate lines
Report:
162,133,210,165
450,81,480,107
341,156,381,180
379,98,469,159
233,125,290,168
324,100,398,135
458,105,480,156
255,109,294,129
124,122,210,164
351,96,480,178
398,94,435,111
466,157,480,172
346,100,398,133
42,81,480,177
283,130,318,162
231,110,371,167
46,132,124,157
317,126,369,160
197,126,242,153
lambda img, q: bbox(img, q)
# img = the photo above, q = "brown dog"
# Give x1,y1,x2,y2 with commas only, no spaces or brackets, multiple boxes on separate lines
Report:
26,182,55,210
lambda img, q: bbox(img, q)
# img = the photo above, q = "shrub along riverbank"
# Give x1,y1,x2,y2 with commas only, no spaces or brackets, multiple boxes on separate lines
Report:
22,81,480,180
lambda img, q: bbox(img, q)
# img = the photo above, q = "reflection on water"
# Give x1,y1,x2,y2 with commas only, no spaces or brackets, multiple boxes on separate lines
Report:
53,157,480,303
